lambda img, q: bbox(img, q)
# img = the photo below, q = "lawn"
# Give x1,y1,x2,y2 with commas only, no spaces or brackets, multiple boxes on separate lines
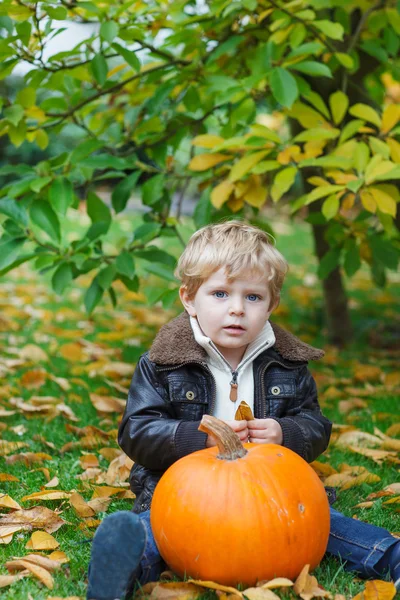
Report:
0,210,399,599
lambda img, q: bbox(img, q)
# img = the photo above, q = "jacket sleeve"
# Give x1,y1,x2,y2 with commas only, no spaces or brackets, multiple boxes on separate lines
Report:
269,365,332,463
118,354,208,471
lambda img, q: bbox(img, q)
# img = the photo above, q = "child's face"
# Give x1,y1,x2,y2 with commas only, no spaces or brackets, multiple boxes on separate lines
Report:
180,268,276,365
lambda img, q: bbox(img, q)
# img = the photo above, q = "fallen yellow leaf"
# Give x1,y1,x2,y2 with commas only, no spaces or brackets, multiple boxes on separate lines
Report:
235,401,254,421
6,559,54,589
25,530,60,550
0,494,21,510
351,579,396,600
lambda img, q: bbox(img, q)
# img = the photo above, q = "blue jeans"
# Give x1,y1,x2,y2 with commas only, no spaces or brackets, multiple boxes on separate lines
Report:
135,507,398,584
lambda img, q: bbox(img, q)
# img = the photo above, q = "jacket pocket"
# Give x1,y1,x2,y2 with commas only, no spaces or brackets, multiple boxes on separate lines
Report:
167,378,208,419
265,378,297,418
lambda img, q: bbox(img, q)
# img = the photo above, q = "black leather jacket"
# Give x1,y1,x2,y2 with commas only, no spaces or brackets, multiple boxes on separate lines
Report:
118,313,332,514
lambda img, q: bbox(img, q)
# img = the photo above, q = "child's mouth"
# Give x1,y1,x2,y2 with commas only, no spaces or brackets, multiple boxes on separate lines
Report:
224,325,245,332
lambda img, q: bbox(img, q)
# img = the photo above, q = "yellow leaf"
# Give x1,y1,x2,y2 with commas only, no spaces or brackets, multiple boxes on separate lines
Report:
241,588,281,600
6,559,54,589
365,158,396,185
310,461,338,478
322,195,339,220
349,103,381,129
69,492,96,518
0,494,21,510
235,401,254,421
271,166,297,203
307,177,330,187
381,104,400,134
21,490,71,502
25,531,59,550
289,102,328,128
262,578,294,589
360,189,377,213
387,138,400,163
210,180,234,209
191,134,225,149
187,580,242,596
229,150,270,182
243,175,267,208
0,573,28,588
351,580,396,600
226,196,244,213
188,153,230,171
329,90,349,125
48,550,70,564
277,145,301,165
369,186,397,217
340,472,381,490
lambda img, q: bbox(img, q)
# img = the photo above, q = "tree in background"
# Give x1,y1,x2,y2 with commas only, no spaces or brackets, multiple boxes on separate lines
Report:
0,0,399,345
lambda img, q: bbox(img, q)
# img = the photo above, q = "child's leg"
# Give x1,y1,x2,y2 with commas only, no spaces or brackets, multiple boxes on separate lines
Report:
86,510,166,600
327,507,400,587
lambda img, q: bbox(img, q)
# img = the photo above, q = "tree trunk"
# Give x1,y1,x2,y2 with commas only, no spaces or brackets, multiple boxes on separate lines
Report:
309,203,353,346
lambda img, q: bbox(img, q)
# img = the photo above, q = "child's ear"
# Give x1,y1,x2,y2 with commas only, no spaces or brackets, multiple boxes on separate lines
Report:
179,286,197,317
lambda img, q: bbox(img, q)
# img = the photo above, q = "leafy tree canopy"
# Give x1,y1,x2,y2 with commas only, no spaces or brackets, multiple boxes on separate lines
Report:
0,0,399,313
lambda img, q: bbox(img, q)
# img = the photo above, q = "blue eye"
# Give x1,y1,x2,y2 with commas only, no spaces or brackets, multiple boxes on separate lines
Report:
247,294,260,302
213,291,227,298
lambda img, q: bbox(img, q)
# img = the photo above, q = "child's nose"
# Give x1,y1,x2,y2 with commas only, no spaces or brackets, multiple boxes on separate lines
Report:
229,299,245,315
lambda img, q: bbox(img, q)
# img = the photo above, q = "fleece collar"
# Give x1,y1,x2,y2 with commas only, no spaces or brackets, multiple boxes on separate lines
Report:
190,316,276,372
149,311,324,365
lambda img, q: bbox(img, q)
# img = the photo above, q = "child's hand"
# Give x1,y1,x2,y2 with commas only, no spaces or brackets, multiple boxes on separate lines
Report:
205,419,249,447
247,418,283,445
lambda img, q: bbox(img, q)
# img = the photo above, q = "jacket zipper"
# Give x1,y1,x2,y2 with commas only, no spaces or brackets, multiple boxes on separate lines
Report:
258,360,305,418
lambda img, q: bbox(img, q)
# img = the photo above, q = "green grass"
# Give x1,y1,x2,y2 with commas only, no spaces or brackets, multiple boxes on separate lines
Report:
0,212,399,599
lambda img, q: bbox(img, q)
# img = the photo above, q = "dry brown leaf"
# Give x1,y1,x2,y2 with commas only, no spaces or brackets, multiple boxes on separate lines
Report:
353,365,382,382
0,473,19,482
19,344,49,362
150,581,208,599
101,361,134,378
294,564,310,595
22,489,71,502
382,496,400,505
19,553,62,571
99,448,122,462
241,589,280,600
6,559,54,589
105,453,133,485
69,492,95,518
351,579,396,600
384,372,400,388
235,401,254,421
310,462,338,478
187,580,242,596
25,531,60,550
6,452,52,466
90,393,126,413
347,446,397,464
20,369,47,389
48,550,70,564
384,483,400,494
87,497,112,513
336,431,383,449
340,473,381,490
261,578,293,589
338,399,368,415
0,506,66,533
79,454,99,469
44,477,60,488
0,408,17,417
76,467,104,481
0,440,29,456
323,474,353,487
0,493,21,510
386,423,400,437
59,342,86,362
353,501,375,509
91,485,127,499
78,518,101,529
0,572,28,588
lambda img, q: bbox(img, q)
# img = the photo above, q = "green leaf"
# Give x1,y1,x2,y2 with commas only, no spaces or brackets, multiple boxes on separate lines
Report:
329,90,349,125
16,87,36,108
52,263,73,295
143,263,176,282
49,178,74,215
84,278,104,314
194,190,212,229
270,67,298,108
4,104,24,127
142,174,165,206
301,90,330,119
70,139,104,164
81,154,128,170
298,156,352,169
287,42,324,59
132,222,162,244
354,143,370,174
116,251,135,278
0,198,28,226
87,192,111,226
100,21,119,43
344,240,361,277
349,103,381,129
369,236,399,270
271,167,297,203
46,6,67,19
322,195,340,220
339,119,364,144
112,42,140,71
317,248,341,279
108,286,117,309
91,53,108,85
0,238,25,270
313,20,344,40
30,176,52,193
290,61,332,78
97,264,116,290
30,200,61,244
134,248,176,267
334,52,354,69
306,185,345,203
112,171,140,213
229,150,270,183
294,128,339,142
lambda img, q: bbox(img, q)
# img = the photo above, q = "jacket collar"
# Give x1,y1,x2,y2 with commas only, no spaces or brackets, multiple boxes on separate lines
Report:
149,311,324,365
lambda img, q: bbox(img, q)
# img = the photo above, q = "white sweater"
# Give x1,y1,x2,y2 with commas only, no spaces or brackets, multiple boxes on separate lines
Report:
189,316,276,420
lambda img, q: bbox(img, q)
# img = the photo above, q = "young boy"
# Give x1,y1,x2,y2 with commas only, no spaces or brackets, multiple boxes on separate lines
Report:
87,221,400,600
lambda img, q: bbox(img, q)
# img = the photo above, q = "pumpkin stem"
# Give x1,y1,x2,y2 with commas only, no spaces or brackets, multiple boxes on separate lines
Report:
199,415,248,460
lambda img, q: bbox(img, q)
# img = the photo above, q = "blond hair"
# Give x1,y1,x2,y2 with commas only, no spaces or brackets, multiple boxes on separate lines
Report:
175,220,288,309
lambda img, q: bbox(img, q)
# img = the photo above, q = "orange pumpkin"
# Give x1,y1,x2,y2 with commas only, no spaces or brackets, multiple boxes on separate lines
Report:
150,415,330,587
